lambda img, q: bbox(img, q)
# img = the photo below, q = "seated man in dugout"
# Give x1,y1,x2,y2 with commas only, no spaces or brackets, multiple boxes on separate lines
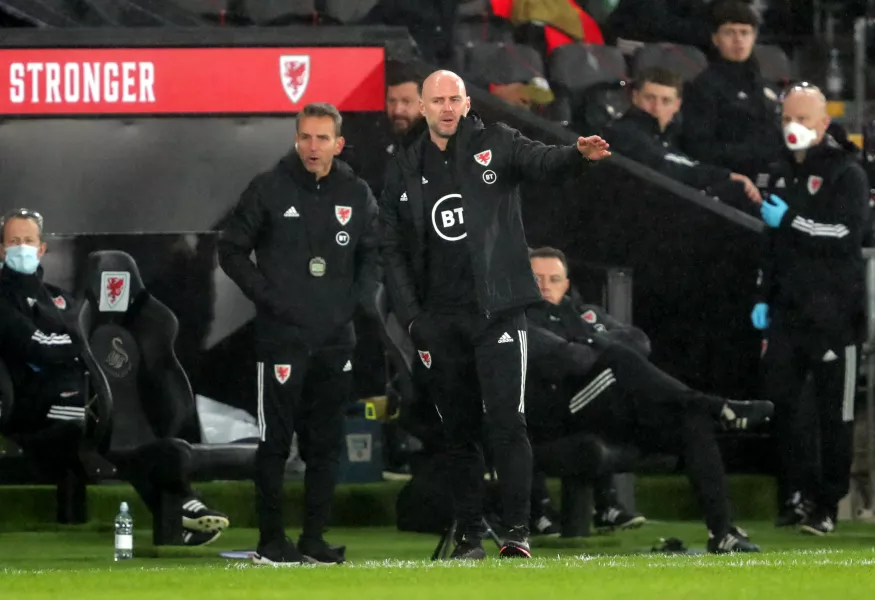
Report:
0,208,229,546
524,246,774,553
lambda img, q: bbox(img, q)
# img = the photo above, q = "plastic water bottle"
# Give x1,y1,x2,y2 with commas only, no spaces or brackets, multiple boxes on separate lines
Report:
825,48,844,100
114,502,133,561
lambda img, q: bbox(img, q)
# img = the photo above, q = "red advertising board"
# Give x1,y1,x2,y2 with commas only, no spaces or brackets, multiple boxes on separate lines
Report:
0,46,385,115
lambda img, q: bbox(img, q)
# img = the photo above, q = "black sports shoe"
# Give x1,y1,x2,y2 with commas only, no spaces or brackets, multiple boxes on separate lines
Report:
799,511,835,536
183,529,222,547
499,526,532,559
720,400,774,430
593,506,647,532
707,526,761,554
298,536,346,564
252,537,314,566
450,537,486,560
181,498,230,533
775,493,811,528
531,515,561,537
708,526,760,554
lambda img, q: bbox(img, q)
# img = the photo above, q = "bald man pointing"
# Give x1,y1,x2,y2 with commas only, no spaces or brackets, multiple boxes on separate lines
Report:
379,70,610,559
754,85,868,536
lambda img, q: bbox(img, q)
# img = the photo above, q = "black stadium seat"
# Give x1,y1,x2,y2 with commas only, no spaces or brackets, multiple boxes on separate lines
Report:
322,0,378,24
548,42,629,131
240,0,315,25
463,41,547,88
75,250,255,543
753,44,792,86
631,42,708,83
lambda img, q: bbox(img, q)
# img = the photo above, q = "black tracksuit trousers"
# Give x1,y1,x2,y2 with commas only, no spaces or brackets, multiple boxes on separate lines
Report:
255,345,353,544
760,326,857,514
411,307,532,540
534,340,733,535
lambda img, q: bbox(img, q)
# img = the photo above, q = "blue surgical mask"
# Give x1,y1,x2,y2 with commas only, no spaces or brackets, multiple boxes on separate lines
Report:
4,244,40,274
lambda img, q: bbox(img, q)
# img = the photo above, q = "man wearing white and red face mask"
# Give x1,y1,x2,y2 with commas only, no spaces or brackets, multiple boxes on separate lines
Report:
753,85,869,536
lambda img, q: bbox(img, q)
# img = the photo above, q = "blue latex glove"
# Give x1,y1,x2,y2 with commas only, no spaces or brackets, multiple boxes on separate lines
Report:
761,194,788,228
751,303,770,330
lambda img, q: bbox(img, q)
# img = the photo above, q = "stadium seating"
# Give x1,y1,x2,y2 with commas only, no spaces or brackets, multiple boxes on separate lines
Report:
75,250,255,544
753,44,793,86
548,42,629,131
631,42,709,82
462,41,546,88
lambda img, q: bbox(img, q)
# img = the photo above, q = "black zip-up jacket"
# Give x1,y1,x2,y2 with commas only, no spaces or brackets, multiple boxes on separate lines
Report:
0,267,82,390
379,113,589,326
218,154,380,354
757,136,868,346
681,57,783,179
602,107,731,190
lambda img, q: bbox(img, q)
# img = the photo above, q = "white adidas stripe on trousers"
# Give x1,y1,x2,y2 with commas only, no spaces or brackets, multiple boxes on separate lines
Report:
569,368,617,415
257,362,266,441
842,344,857,423
518,329,528,414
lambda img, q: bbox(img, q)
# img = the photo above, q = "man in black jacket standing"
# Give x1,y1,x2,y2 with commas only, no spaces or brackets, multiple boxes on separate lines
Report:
219,103,380,565
379,69,610,559
602,67,761,205
681,1,783,182
753,86,868,536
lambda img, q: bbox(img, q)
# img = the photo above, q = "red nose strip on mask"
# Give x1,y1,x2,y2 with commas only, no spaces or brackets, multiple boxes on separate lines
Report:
787,133,797,144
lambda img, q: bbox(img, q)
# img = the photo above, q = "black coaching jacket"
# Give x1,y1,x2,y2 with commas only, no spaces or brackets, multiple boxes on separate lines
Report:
757,135,869,347
219,154,380,354
379,113,590,326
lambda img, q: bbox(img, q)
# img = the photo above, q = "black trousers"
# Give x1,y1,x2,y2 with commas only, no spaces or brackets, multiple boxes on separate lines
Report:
254,345,353,544
411,308,532,539
536,342,732,534
761,327,857,511
7,374,195,517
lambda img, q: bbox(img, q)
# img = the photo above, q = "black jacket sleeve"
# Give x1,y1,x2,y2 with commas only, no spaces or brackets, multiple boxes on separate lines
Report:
778,163,867,256
603,120,731,189
527,323,599,381
379,159,422,327
355,183,382,316
0,299,81,365
501,124,589,184
581,304,652,356
217,176,304,325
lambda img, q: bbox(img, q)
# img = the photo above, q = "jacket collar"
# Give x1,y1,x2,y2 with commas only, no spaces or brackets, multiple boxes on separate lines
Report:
622,106,680,141
277,152,354,192
0,264,45,299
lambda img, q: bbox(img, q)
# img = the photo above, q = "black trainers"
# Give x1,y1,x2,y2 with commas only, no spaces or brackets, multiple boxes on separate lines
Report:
799,511,835,536
594,506,647,532
450,537,486,560
298,536,346,564
252,537,314,566
720,400,774,430
499,526,532,559
183,529,222,547
775,493,812,528
181,498,230,533
707,526,761,554
531,515,561,537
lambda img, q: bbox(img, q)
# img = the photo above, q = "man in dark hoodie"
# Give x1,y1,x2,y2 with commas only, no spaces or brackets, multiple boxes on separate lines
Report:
681,1,783,182
0,208,229,547
753,85,869,536
218,102,380,565
602,66,761,205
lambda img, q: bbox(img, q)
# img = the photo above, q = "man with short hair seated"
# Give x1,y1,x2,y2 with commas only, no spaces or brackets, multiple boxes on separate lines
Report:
601,67,762,206
524,246,773,553
0,208,229,546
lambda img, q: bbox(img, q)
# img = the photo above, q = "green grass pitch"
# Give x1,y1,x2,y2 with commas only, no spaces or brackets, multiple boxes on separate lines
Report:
3,521,875,599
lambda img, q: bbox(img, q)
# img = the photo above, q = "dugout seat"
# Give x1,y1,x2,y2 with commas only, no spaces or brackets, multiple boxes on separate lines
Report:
371,283,637,537
631,43,709,83
75,250,256,544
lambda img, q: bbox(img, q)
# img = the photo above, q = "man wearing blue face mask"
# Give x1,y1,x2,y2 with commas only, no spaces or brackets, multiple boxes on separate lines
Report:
753,86,869,536
0,208,230,545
